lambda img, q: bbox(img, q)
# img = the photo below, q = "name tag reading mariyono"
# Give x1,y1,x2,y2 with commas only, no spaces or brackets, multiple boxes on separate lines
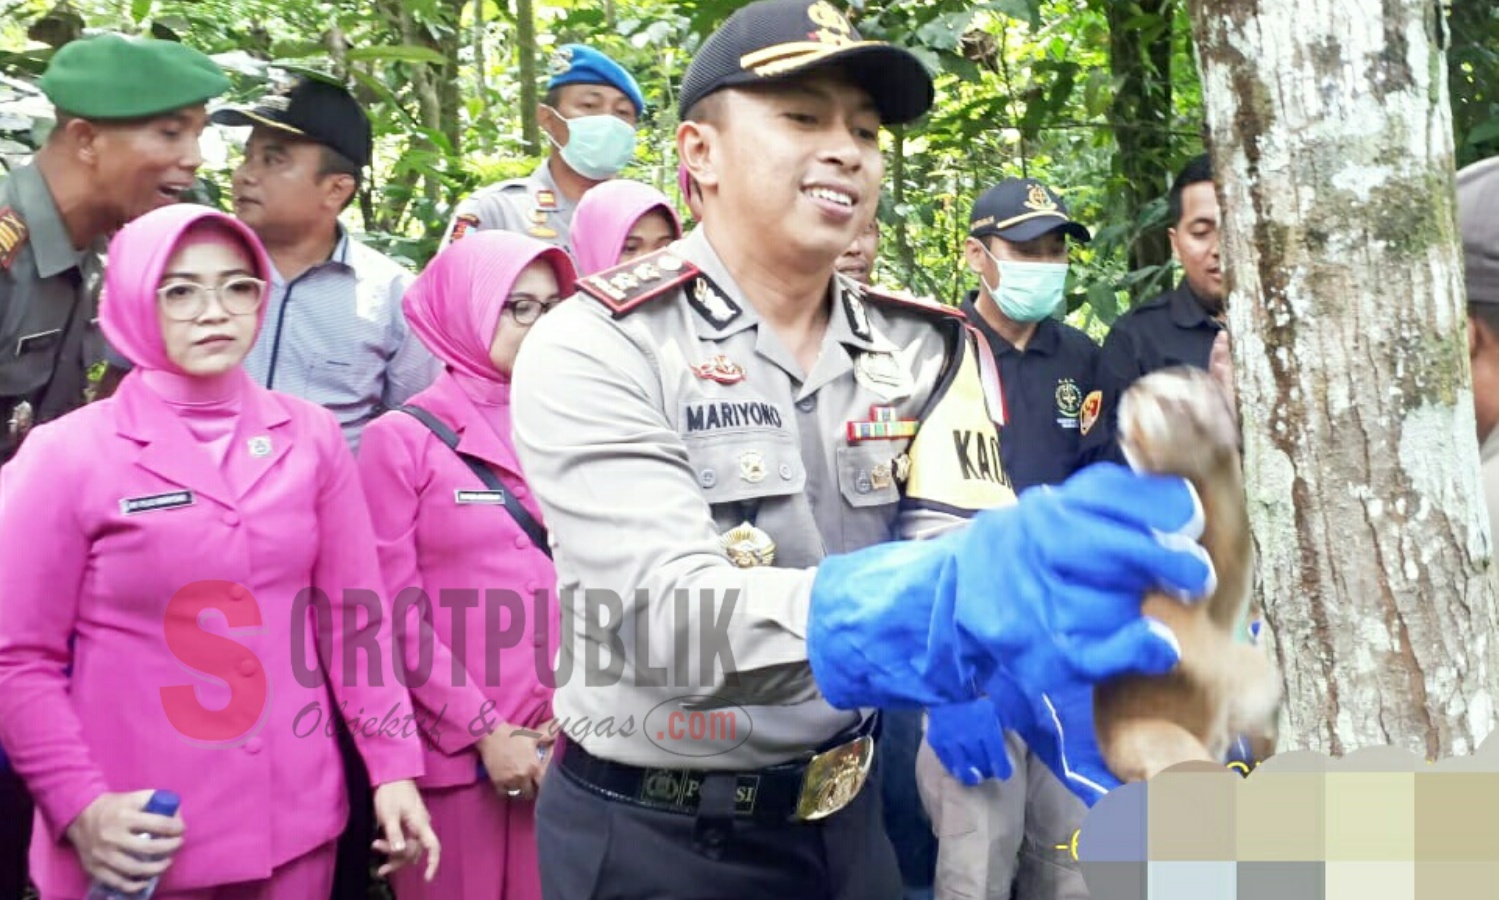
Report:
455,489,506,505
119,491,195,515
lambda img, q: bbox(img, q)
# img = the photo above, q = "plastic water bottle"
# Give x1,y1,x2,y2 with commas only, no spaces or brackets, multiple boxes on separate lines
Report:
84,789,180,900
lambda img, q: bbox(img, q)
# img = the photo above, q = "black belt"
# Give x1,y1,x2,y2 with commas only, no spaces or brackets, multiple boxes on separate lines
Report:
555,713,879,824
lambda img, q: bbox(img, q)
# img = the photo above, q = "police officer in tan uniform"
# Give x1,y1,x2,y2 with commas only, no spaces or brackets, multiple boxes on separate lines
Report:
0,33,228,467
511,3,1221,898
438,45,644,255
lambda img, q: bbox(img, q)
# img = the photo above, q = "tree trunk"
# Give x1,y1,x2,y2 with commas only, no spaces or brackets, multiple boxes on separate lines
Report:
517,0,539,152
1105,0,1174,289
1187,0,1497,761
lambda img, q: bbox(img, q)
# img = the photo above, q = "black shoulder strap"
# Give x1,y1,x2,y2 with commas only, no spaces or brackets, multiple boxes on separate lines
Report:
397,405,551,559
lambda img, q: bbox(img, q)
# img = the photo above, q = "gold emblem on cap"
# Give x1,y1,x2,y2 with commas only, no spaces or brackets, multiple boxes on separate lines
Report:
548,47,574,75
741,1,879,76
808,1,856,46
721,522,776,568
1024,184,1058,212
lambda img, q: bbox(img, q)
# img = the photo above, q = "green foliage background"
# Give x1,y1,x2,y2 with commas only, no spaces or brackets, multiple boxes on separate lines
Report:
2,0,1496,339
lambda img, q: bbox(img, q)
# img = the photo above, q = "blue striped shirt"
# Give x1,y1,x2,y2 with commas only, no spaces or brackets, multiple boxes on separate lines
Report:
242,229,437,451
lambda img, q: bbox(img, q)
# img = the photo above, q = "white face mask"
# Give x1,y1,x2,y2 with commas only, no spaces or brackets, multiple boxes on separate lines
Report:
979,244,1069,322
543,105,638,180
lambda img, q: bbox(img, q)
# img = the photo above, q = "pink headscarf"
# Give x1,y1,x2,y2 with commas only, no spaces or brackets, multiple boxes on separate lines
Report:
568,179,683,276
101,204,273,373
403,231,578,383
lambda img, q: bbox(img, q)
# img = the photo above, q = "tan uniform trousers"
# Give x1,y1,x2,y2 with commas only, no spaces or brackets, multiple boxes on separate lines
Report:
915,728,1089,900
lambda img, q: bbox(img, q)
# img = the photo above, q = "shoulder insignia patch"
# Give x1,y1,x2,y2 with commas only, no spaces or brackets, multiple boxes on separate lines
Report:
1079,389,1103,436
858,283,965,320
534,188,559,212
578,249,700,317
447,213,480,244
0,206,28,271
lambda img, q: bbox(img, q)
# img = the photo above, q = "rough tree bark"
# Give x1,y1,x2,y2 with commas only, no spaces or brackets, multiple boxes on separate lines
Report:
1186,0,1497,761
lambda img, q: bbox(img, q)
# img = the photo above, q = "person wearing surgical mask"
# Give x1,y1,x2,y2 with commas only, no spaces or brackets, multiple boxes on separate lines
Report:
917,177,1099,900
438,44,644,257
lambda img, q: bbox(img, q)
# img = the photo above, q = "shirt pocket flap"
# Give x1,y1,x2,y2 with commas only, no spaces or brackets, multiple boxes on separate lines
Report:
837,444,901,508
682,430,806,506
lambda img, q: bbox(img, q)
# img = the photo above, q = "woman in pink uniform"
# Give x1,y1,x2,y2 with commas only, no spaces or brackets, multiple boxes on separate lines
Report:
356,231,574,900
567,178,683,276
0,205,439,900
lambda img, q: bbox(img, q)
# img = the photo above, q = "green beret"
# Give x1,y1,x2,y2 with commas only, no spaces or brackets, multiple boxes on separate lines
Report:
39,33,230,120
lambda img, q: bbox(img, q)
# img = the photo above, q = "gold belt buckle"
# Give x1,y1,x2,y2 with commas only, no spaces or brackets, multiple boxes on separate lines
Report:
793,732,874,822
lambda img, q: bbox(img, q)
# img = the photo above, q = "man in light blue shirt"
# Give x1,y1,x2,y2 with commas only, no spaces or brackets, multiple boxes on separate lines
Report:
211,75,435,452
209,74,436,900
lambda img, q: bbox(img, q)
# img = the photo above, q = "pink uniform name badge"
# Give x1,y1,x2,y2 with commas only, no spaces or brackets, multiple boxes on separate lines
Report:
119,490,195,515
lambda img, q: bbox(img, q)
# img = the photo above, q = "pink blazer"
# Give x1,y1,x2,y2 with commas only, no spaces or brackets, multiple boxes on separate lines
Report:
356,373,559,789
0,376,424,896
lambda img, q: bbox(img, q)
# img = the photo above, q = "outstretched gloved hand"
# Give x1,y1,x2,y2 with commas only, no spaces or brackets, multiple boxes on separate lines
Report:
924,697,1012,786
806,463,1216,807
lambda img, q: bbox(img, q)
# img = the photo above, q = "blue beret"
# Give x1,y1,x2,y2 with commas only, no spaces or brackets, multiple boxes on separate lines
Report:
546,45,644,116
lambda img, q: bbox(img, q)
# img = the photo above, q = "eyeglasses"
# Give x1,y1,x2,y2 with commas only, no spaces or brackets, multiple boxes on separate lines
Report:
506,298,561,326
157,277,268,323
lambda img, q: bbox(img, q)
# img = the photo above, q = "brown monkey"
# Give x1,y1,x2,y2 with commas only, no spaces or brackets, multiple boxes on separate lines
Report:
1093,365,1282,782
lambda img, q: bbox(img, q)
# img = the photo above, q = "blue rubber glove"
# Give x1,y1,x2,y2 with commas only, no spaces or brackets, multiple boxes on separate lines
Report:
806,463,1216,805
925,697,1012,786
964,464,1215,806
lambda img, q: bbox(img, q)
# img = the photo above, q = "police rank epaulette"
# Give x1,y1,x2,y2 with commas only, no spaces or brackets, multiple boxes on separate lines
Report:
0,206,28,271
577,249,700,318
856,283,965,320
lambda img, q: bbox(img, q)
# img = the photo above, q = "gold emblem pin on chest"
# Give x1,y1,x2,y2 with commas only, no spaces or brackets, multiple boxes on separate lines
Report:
721,521,776,568
691,354,747,385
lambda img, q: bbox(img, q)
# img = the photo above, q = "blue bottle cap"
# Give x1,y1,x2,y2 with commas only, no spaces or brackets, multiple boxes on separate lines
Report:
144,790,181,817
